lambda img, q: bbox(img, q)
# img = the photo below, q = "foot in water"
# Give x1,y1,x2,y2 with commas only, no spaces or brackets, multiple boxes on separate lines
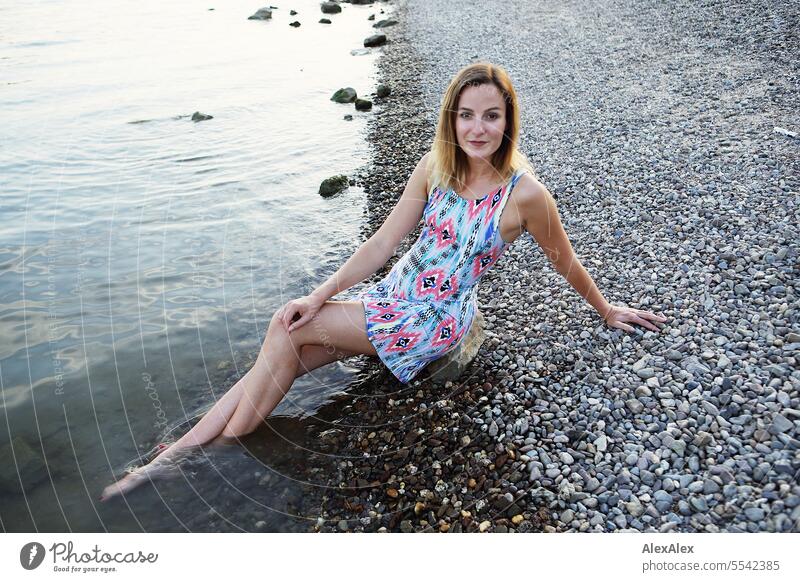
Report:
99,443,178,502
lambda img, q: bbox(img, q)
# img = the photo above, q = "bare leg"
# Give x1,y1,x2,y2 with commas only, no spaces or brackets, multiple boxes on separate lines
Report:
218,328,301,437
163,345,359,454
221,301,375,438
100,302,372,501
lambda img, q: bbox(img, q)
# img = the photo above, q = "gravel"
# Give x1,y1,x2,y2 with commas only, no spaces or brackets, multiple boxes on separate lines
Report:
309,0,799,533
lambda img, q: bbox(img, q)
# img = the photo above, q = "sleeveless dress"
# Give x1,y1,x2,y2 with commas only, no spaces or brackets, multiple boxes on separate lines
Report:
351,168,529,384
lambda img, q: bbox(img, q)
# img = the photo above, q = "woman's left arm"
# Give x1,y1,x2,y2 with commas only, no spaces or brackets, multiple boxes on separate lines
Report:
517,176,667,332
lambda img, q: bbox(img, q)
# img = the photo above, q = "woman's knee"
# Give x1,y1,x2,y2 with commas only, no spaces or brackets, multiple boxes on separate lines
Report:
261,310,305,361
266,308,297,341
264,301,373,355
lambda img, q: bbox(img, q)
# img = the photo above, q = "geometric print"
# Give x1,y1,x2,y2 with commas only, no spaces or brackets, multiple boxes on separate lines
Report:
352,168,529,383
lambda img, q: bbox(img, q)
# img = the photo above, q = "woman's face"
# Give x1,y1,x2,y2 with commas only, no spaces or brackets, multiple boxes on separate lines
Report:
454,82,507,163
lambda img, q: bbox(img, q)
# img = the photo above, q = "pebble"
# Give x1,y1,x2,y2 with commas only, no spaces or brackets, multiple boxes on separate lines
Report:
653,490,674,513
626,498,645,517
626,399,644,414
770,414,793,434
744,507,765,521
690,497,709,512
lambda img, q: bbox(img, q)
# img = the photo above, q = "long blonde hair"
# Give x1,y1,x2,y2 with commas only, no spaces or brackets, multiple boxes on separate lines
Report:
428,61,537,194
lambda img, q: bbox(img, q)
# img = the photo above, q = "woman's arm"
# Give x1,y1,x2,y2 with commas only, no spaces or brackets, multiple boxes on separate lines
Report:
309,153,432,303
516,175,666,332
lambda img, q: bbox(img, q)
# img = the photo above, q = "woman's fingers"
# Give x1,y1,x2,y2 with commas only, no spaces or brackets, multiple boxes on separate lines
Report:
613,321,635,332
281,303,295,330
639,312,667,330
288,312,309,333
617,309,658,332
632,314,659,331
636,308,667,322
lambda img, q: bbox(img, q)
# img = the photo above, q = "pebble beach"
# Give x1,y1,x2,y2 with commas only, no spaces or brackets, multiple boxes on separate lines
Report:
309,0,799,533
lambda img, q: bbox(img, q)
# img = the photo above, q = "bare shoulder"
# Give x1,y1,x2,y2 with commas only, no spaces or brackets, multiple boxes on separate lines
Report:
514,173,552,228
420,151,433,192
515,172,549,202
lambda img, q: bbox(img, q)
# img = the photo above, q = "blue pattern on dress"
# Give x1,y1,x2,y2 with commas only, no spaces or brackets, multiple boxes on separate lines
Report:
353,168,529,383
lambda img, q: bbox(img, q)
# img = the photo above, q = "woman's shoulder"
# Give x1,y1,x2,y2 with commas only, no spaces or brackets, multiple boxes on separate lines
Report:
420,150,434,193
512,171,549,206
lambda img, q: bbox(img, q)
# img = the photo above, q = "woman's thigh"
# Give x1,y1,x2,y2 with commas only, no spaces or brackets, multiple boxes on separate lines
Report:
286,300,377,356
295,344,360,379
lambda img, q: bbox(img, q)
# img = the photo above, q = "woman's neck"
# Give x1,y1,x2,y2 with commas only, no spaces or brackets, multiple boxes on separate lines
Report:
465,160,499,184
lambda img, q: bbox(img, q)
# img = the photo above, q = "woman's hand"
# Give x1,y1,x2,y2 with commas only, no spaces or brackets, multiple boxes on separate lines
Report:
276,294,326,333
602,304,667,332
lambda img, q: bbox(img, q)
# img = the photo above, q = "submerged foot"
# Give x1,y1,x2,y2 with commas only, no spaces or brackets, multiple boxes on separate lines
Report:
99,446,185,502
99,466,154,502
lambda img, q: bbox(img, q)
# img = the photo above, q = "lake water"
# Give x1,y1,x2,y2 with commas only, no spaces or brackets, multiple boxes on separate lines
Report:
0,0,389,531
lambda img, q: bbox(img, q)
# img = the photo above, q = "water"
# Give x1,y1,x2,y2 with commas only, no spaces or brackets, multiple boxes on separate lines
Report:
0,0,388,531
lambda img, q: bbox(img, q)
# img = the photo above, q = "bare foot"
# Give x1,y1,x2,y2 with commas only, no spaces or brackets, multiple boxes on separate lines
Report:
99,448,184,502
99,467,151,502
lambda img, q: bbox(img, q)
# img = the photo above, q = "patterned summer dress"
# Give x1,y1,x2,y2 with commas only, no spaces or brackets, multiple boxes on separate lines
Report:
352,168,529,384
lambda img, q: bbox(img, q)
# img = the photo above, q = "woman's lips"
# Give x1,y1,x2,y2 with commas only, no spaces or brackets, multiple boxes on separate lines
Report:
468,141,486,146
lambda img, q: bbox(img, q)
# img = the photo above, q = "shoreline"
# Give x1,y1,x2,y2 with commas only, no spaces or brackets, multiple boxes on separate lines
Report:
310,0,799,533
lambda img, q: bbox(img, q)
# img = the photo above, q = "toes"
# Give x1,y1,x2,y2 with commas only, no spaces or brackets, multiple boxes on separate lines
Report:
99,471,144,502
99,485,120,502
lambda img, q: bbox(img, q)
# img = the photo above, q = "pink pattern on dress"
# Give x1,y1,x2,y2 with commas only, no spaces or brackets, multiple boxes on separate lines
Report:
415,268,459,301
383,326,423,353
483,189,505,223
430,315,458,348
471,248,499,278
434,217,457,250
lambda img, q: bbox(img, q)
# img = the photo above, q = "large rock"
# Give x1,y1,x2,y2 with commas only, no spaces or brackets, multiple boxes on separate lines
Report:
355,98,372,111
247,8,272,20
424,310,486,383
320,2,342,14
319,175,349,197
331,87,357,103
364,34,387,48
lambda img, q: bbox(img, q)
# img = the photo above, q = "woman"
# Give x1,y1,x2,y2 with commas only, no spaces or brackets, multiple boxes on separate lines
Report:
100,62,666,501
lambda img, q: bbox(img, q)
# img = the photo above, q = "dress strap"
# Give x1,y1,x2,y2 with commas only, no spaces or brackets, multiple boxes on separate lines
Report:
510,168,528,189
491,168,528,243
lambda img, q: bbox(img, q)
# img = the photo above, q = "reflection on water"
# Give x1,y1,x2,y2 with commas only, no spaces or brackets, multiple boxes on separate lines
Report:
0,0,390,531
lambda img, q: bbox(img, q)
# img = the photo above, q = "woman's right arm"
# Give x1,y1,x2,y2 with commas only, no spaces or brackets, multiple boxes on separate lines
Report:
308,152,432,304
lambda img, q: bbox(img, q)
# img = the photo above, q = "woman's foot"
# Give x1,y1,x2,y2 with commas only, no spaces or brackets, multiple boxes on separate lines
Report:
99,446,184,502
99,467,151,502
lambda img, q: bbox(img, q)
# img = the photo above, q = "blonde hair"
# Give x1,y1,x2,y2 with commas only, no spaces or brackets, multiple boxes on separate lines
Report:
428,61,537,194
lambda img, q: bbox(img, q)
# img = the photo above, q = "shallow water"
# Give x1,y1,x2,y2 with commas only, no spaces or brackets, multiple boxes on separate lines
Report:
0,0,387,531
